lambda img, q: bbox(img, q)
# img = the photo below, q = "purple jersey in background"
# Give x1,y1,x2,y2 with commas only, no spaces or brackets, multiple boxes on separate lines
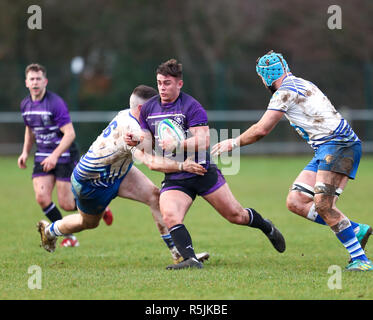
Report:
21,90,74,164
139,91,212,180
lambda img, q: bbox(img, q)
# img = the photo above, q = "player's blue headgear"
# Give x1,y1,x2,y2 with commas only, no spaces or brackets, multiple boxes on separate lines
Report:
256,50,290,87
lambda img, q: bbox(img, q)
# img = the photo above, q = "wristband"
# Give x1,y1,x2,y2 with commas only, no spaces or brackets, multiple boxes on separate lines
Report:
178,162,184,171
232,138,239,149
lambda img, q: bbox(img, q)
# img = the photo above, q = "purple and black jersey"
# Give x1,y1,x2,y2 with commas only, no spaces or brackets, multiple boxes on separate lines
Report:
139,91,211,180
21,90,74,164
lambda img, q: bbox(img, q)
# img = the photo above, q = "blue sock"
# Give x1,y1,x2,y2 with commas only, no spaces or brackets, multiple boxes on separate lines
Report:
335,223,368,262
315,214,359,230
307,204,360,231
162,233,175,249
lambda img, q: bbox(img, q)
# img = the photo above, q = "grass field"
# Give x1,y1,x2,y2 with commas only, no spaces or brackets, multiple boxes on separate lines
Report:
1,155,373,301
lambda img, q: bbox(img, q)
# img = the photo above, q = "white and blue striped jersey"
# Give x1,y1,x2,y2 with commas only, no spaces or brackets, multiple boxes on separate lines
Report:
267,74,360,150
74,109,138,186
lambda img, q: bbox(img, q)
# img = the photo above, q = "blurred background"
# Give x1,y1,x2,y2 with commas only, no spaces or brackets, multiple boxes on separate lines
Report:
1,0,372,154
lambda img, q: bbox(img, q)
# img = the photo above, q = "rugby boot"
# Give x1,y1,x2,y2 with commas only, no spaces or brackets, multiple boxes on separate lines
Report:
345,259,373,271
196,252,210,263
171,247,210,264
103,207,114,226
37,220,57,253
264,219,286,253
356,223,372,250
170,246,183,264
166,257,203,270
60,235,80,247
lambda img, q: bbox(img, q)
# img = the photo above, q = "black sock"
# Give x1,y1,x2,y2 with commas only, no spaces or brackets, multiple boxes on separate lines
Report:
169,224,197,260
43,202,63,222
246,208,272,234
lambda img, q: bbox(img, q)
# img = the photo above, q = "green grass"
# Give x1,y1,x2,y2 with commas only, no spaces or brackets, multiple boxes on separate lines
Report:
0,155,373,300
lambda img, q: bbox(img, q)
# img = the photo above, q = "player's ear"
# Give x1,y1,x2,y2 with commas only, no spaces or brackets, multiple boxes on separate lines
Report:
177,79,183,89
138,104,142,112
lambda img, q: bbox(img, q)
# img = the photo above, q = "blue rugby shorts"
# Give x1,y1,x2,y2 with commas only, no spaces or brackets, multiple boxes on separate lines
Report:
304,141,361,179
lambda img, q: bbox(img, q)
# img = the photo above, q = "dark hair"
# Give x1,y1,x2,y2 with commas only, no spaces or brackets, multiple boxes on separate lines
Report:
156,59,183,79
132,85,158,99
25,63,47,78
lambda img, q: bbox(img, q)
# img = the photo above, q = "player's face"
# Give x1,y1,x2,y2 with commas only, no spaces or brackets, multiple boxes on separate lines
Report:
157,74,183,104
25,70,48,100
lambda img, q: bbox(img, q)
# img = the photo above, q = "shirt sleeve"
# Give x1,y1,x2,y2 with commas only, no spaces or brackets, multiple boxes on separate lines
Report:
187,102,208,127
52,96,72,128
267,90,294,113
20,98,28,126
139,108,152,132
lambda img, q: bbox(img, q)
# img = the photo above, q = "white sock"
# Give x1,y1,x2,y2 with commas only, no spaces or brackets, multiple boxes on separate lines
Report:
48,221,63,237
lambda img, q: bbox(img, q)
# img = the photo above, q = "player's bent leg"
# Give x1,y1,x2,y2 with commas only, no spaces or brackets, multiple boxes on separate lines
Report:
315,170,371,266
160,190,203,269
55,179,77,211
286,170,316,218
33,175,55,209
202,183,249,225
313,170,346,227
118,167,205,265
57,210,104,234
37,210,103,252
159,190,193,228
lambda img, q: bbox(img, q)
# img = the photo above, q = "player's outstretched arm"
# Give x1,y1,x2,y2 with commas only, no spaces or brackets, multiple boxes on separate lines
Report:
132,149,207,175
211,110,283,155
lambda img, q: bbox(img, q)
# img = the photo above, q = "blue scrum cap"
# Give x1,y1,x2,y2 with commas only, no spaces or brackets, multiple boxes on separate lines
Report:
256,50,290,87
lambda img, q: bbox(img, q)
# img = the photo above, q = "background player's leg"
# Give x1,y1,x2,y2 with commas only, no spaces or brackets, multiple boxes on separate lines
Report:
55,179,79,246
287,170,363,235
286,170,316,219
55,179,77,212
314,170,370,266
33,175,63,222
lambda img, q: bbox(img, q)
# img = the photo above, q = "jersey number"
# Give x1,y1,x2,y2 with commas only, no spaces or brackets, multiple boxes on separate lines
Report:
103,120,118,138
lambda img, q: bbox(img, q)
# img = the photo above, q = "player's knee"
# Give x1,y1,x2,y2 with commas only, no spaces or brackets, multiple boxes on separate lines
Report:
148,187,161,207
59,201,76,212
224,206,247,225
286,193,301,214
35,193,51,208
286,190,313,215
314,198,330,217
226,213,243,224
161,210,180,228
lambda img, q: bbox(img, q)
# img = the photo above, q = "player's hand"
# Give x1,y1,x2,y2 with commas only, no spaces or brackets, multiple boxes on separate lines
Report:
124,131,143,146
159,136,179,153
17,153,28,169
211,139,235,156
41,154,58,172
181,158,207,176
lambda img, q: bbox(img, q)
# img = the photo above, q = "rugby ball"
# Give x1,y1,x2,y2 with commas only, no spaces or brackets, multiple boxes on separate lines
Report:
157,119,185,144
